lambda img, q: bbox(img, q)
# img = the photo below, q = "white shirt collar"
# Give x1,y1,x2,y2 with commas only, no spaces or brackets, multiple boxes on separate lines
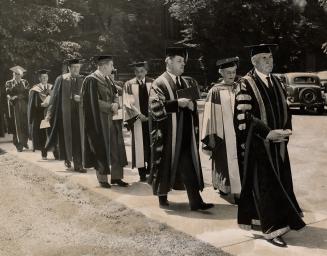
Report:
167,71,178,84
255,69,271,87
137,77,146,84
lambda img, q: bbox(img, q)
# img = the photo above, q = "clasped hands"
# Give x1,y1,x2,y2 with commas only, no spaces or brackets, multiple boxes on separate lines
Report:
266,129,292,142
178,98,194,111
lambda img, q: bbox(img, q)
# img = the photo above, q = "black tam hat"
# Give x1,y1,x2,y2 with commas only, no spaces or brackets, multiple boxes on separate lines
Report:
216,56,239,69
36,69,50,75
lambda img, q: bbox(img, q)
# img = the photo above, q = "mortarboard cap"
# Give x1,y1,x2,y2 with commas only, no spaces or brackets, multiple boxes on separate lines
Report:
216,56,239,69
128,61,148,68
10,65,26,75
165,47,188,61
64,58,83,66
92,55,114,63
245,44,278,57
36,69,50,75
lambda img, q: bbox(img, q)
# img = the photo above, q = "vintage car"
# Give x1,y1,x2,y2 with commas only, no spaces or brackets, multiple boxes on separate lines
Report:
281,72,325,114
317,71,327,92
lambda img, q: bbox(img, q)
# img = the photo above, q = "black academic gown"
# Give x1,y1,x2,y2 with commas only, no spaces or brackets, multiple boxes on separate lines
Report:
45,73,83,168
234,69,305,239
148,72,204,206
81,71,118,175
28,84,52,152
5,79,30,149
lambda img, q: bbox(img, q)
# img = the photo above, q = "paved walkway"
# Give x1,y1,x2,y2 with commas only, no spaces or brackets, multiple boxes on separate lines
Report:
0,112,326,255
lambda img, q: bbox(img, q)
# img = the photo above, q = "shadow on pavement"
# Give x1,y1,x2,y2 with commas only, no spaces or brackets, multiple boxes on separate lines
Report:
164,202,237,220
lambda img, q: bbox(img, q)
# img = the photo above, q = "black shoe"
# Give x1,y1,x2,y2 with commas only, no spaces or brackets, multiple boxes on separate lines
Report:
111,179,129,187
219,190,228,196
53,150,59,160
191,203,214,211
233,195,240,205
74,168,87,173
23,144,29,149
99,182,111,189
267,236,287,247
139,176,147,182
41,149,47,159
64,160,71,168
159,196,169,207
17,148,23,152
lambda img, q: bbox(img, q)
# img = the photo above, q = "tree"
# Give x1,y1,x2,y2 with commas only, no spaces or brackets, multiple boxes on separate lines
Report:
0,0,83,82
165,0,327,81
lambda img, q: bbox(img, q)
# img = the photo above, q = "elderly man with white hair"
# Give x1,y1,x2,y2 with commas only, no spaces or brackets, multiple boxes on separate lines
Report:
234,44,305,247
5,65,30,152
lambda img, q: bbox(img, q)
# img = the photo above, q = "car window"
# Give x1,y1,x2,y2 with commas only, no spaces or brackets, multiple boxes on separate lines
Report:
293,76,319,84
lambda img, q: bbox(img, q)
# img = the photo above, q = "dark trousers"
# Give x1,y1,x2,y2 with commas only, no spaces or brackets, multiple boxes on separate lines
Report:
159,149,203,209
70,101,83,169
13,132,22,150
178,149,203,209
138,166,149,179
41,147,59,159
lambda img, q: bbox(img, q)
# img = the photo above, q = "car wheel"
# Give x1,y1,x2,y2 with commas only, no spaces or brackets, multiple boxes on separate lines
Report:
299,88,317,105
317,106,325,114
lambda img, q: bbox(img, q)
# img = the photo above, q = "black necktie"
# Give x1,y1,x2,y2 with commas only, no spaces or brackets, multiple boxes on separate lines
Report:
176,76,182,89
138,80,144,87
266,76,273,88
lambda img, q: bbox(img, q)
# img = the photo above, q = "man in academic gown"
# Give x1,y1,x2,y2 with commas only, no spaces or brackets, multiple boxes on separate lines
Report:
201,57,241,202
28,69,58,159
45,59,86,173
148,47,214,211
234,44,305,247
123,61,153,182
81,55,128,188
5,66,30,151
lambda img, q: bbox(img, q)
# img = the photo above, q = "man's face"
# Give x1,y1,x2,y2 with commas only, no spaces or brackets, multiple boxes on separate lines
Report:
220,65,237,84
39,74,48,84
13,72,22,80
101,60,114,77
168,56,185,76
135,67,147,80
252,53,274,74
68,64,81,77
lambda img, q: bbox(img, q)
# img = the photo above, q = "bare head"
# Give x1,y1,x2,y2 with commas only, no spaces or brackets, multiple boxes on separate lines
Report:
251,53,274,75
